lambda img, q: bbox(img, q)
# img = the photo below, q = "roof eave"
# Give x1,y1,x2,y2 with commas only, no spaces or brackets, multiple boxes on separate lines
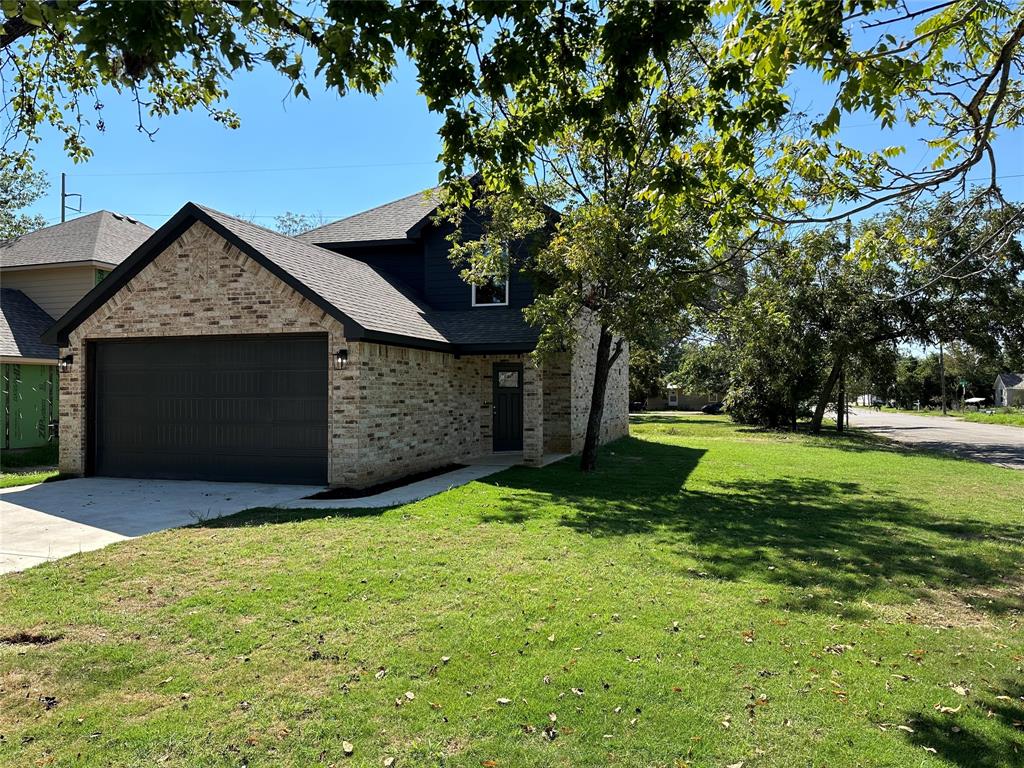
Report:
311,237,416,249
0,259,121,272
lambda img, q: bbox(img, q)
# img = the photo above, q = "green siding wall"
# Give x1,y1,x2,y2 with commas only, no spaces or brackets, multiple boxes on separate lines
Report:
1,363,58,450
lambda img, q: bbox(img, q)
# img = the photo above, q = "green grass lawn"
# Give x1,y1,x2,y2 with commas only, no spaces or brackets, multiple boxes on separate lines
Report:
959,410,1024,428
1,443,60,488
0,469,60,489
1,415,1022,767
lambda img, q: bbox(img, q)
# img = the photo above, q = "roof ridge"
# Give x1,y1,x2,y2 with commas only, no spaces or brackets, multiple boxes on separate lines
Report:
300,186,440,238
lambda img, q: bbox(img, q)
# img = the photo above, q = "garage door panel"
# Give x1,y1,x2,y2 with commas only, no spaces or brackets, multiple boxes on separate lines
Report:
92,335,327,484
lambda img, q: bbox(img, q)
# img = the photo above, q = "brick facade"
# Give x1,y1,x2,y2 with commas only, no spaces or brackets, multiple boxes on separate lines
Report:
57,223,627,488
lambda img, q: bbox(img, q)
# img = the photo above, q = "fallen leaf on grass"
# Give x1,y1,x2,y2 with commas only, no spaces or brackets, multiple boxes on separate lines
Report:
342,740,354,756
934,704,962,714
404,691,415,701
497,698,512,706
383,758,395,767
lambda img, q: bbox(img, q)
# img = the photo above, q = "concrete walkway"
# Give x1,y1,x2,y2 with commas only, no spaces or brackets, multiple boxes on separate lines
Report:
849,408,1024,470
275,452,570,511
0,453,568,575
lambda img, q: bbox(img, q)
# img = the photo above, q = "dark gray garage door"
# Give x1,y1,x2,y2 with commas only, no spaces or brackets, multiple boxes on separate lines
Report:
91,335,328,484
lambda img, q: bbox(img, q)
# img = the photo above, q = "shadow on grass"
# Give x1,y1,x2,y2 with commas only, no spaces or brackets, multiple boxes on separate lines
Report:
904,678,1024,767
480,437,1024,618
197,504,391,528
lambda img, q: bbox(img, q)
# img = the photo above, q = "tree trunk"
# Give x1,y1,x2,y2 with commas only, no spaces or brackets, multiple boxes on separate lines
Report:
836,365,846,433
811,358,843,434
580,325,615,473
939,341,947,415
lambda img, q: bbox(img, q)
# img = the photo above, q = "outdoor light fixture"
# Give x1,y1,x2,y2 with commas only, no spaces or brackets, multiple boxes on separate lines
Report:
334,348,348,369
59,354,74,372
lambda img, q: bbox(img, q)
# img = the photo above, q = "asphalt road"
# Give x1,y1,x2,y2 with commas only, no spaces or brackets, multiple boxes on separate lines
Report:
849,408,1024,470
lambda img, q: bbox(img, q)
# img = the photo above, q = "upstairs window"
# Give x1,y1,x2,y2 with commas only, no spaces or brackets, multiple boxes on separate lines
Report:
471,244,510,307
472,275,509,306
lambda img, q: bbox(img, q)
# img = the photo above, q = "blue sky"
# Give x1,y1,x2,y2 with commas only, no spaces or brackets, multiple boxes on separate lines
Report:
22,54,1024,231
25,57,446,229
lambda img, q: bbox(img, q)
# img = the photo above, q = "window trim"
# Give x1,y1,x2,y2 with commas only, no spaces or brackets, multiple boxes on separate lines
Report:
471,275,510,307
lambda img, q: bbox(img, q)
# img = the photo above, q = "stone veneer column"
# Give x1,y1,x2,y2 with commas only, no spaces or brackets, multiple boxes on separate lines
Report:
523,357,544,466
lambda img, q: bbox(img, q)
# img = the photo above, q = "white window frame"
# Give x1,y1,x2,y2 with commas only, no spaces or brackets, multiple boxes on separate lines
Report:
471,275,510,307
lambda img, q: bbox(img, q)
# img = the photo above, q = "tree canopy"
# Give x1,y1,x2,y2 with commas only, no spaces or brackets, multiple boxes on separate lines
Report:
3,1,1022,237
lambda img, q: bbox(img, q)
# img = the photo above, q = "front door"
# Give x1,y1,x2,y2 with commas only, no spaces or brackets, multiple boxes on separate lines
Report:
492,363,524,451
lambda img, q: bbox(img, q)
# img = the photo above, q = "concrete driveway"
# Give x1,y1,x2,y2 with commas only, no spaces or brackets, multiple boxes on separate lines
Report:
849,408,1024,470
0,478,319,575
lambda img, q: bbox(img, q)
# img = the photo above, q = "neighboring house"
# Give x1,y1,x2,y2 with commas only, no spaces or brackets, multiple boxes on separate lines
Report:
43,190,629,488
1,212,154,450
995,373,1024,407
646,386,722,410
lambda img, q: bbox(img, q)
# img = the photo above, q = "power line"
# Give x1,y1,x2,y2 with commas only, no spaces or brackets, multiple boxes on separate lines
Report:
67,159,440,178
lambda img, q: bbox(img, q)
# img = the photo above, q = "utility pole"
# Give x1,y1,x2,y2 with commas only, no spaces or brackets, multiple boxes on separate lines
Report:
939,340,947,415
60,172,82,223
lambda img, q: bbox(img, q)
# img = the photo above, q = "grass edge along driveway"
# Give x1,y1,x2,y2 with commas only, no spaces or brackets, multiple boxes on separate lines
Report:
1,414,1022,767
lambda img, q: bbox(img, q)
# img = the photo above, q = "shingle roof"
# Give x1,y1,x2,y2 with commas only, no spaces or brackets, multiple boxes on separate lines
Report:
0,288,58,360
0,210,154,269
296,187,440,245
45,203,539,353
425,309,539,349
196,205,449,344
997,373,1024,389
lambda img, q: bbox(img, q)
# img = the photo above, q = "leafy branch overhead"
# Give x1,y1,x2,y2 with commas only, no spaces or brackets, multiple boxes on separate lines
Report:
3,0,1023,235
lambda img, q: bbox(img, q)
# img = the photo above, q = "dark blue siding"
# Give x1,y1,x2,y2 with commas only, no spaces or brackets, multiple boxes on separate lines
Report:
329,243,425,297
422,219,535,311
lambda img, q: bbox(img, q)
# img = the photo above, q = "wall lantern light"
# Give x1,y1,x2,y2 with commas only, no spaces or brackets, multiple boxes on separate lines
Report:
334,348,348,369
59,354,74,372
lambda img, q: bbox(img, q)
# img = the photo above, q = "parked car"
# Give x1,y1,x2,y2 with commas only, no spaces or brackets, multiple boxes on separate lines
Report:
701,401,725,415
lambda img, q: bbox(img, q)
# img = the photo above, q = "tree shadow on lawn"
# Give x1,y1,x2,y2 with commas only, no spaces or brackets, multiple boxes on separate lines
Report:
481,438,1024,618
903,677,1024,768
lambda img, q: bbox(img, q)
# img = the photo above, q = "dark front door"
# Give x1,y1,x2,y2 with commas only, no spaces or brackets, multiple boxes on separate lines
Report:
90,334,328,484
492,363,523,452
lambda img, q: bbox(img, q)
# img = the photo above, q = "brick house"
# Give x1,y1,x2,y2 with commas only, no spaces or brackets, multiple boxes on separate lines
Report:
43,190,628,487
1,212,153,450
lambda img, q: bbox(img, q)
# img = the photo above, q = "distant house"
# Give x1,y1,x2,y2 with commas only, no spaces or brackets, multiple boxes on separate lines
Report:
646,386,722,410
1,212,153,450
995,373,1024,407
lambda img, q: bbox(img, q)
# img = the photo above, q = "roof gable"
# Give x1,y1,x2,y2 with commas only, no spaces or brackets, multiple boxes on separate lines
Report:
996,373,1024,389
43,203,540,354
0,210,154,269
42,203,449,349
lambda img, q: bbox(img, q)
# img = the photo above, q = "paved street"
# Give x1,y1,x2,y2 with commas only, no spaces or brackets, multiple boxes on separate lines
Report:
849,408,1024,470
